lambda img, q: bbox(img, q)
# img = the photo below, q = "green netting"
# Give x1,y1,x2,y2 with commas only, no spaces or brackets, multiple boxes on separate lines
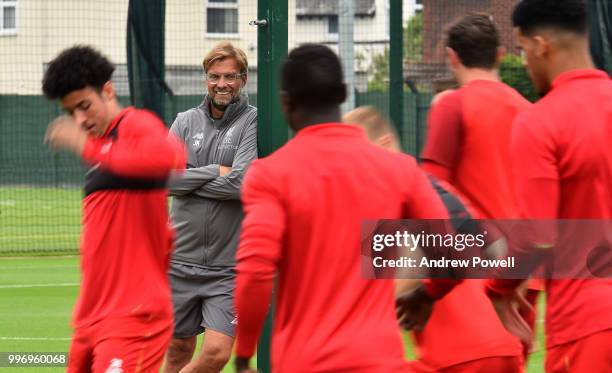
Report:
0,94,259,255
2,0,608,257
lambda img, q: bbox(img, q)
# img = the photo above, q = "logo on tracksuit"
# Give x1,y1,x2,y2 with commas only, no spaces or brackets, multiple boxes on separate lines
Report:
223,127,235,145
104,358,123,373
220,127,238,150
192,132,204,148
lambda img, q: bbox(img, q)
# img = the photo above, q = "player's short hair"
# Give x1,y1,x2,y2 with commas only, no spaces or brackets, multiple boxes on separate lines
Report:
512,0,588,36
343,106,398,142
202,42,248,75
445,13,500,69
281,44,346,108
42,45,115,99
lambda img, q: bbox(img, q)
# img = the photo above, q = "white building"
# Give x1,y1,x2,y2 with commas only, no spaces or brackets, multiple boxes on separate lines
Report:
403,0,422,22
1,0,395,95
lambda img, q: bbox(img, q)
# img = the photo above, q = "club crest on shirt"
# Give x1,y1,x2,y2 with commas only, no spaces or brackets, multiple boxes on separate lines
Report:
104,358,123,373
223,127,235,145
192,132,204,149
219,126,238,150
101,142,113,154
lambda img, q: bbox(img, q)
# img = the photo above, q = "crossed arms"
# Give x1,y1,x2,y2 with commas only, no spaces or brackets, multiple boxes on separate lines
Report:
168,115,258,200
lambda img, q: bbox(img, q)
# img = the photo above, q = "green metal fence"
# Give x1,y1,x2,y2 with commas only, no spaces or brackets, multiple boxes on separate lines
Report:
0,0,550,256
3,1,612,372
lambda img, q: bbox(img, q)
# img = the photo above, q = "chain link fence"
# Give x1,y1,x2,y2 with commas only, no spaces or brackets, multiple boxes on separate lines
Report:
0,0,549,255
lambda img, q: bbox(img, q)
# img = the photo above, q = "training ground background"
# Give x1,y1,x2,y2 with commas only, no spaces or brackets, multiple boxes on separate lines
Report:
0,187,545,372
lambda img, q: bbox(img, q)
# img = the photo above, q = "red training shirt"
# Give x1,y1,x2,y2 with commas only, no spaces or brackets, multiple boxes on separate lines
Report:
235,123,448,372
417,81,530,369
490,69,612,348
422,80,531,218
73,107,185,328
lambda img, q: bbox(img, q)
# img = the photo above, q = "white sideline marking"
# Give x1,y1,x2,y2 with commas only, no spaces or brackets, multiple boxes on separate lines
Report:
0,234,78,241
0,337,71,341
0,283,78,289
0,255,77,261
0,312,67,318
0,265,76,270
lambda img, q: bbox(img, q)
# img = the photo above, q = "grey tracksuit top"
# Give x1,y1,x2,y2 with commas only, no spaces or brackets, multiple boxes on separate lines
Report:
169,94,257,267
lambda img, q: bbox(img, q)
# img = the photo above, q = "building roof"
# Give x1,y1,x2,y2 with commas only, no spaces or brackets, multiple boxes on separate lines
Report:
296,0,376,17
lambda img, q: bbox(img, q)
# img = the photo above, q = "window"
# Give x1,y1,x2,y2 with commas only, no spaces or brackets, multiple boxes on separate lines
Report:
207,0,238,35
1,0,17,35
415,0,423,13
328,15,338,35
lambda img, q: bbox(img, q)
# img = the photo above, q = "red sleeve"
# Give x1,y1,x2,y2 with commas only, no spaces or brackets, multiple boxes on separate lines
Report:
235,160,286,358
424,279,463,300
81,110,186,178
511,111,559,219
422,162,452,183
486,279,524,297
487,111,558,295
421,91,463,183
487,110,559,297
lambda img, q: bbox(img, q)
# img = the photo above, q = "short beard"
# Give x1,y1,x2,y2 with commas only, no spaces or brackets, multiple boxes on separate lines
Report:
212,94,239,112
212,100,229,113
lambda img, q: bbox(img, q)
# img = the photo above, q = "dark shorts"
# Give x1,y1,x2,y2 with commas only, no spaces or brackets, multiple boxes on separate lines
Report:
168,262,236,339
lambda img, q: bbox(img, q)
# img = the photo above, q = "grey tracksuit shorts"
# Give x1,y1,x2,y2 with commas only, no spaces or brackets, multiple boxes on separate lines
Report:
168,262,237,338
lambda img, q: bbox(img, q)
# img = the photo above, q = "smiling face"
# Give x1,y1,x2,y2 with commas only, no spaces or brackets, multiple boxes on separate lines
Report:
206,58,245,113
59,83,115,137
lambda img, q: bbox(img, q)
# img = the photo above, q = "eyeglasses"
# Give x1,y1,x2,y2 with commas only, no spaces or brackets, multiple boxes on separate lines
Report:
206,73,244,84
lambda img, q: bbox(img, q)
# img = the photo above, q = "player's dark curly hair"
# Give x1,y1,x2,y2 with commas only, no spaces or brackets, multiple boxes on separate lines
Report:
512,0,588,36
281,44,346,108
42,45,115,99
446,13,500,70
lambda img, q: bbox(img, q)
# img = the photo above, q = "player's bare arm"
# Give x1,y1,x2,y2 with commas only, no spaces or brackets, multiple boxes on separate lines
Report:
44,115,88,155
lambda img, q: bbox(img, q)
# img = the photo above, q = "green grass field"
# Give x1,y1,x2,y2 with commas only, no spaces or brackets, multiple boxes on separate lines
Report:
0,187,81,255
0,255,547,372
0,257,77,372
0,187,546,371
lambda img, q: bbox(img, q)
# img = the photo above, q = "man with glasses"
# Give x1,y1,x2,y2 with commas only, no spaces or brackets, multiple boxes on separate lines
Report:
164,42,257,373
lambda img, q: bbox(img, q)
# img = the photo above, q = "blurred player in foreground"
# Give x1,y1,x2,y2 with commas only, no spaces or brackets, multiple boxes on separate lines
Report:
488,0,612,371
422,12,537,370
345,106,525,372
43,45,185,373
232,44,447,373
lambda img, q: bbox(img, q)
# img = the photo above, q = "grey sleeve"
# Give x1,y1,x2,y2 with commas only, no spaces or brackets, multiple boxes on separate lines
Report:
169,115,183,139
168,166,221,196
193,112,258,200
167,114,221,196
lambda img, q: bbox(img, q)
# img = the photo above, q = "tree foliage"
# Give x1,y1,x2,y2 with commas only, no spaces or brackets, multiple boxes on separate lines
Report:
367,13,423,92
368,48,390,91
499,54,539,102
404,12,423,62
